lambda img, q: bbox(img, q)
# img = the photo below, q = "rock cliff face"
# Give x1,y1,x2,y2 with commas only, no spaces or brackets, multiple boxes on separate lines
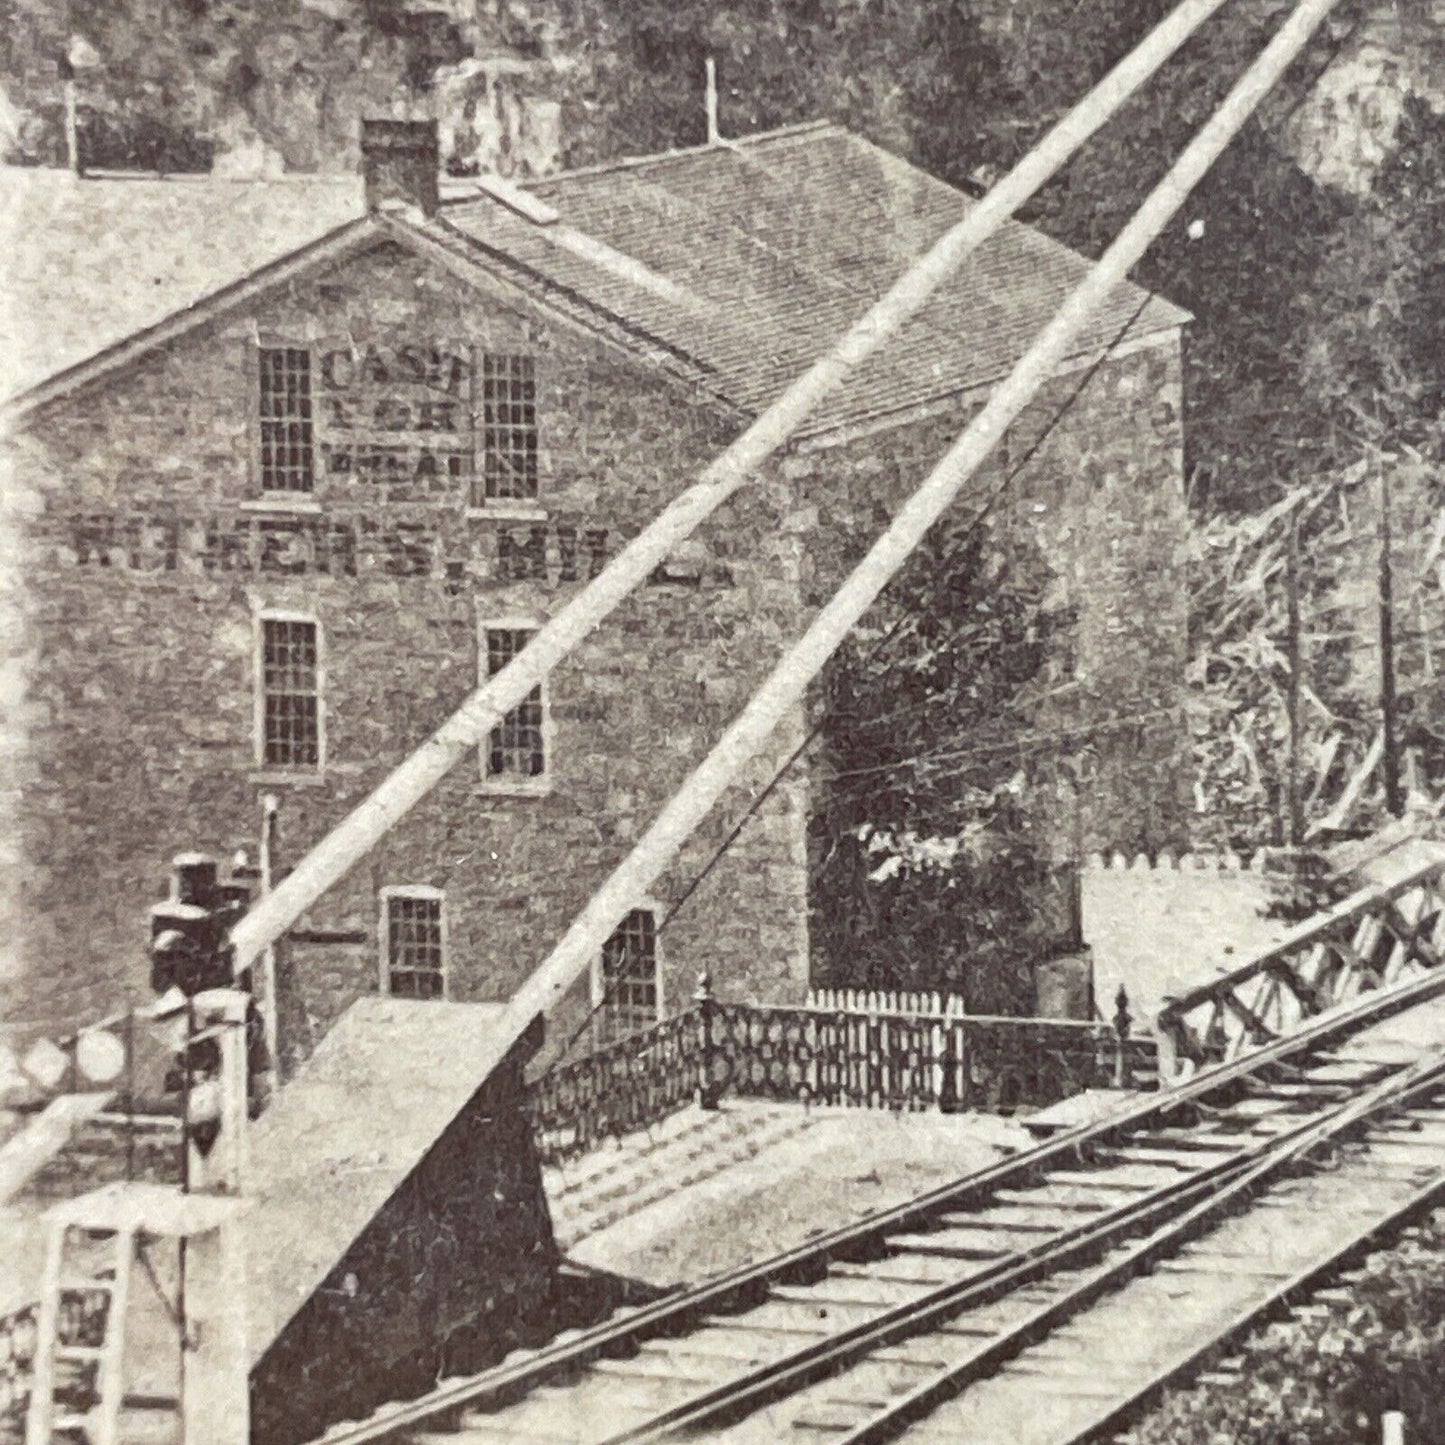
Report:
6,0,1443,192
0,0,561,176
1281,3,1445,195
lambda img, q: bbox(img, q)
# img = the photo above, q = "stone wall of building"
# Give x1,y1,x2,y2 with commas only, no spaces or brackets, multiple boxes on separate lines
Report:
792,332,1190,991
1,236,812,1064
0,214,1187,1064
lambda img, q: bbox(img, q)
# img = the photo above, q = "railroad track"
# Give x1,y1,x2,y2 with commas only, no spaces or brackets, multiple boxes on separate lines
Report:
314,966,1445,1445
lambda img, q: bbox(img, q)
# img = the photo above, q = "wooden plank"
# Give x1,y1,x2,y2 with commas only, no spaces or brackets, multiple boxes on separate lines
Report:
47,1181,249,1237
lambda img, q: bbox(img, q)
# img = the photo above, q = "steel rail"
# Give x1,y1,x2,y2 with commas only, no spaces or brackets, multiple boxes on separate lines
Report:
313,958,1445,1445
1061,1142,1445,1444
589,1076,1390,1442
589,1044,1445,1443
837,1046,1445,1445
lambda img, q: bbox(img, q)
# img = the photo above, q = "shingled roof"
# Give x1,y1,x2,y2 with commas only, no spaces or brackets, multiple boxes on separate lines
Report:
4,121,1187,429
445,122,1188,438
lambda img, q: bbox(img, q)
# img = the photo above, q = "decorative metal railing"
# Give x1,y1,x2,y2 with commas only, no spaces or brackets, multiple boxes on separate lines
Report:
1155,858,1445,1081
699,1000,1151,1113
524,981,1153,1165
525,1010,704,1165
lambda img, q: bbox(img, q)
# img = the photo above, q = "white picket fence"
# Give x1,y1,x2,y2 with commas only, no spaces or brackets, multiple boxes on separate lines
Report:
793,986,1145,1109
805,987,970,1017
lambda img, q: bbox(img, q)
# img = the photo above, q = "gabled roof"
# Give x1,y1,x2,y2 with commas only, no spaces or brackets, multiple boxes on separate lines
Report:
3,123,1188,434
444,122,1189,438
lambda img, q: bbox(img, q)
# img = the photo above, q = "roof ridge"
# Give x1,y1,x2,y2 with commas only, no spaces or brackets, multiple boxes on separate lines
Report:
529,118,839,188
0,164,360,186
4,215,377,415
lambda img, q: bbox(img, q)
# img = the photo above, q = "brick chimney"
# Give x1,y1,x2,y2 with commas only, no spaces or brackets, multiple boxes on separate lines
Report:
360,119,441,217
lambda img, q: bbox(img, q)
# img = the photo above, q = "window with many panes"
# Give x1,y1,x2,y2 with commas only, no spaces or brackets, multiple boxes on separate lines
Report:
482,626,547,786
477,354,538,504
596,909,660,1042
258,346,314,494
382,889,446,999
259,615,321,769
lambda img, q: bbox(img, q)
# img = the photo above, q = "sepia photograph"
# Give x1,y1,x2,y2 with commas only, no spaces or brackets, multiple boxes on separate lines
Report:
1,1,1443,1442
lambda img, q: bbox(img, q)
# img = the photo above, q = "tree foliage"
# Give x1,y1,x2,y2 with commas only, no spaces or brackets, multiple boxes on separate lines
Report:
1187,97,1445,848
808,519,1076,1009
1,0,468,171
1188,457,1445,853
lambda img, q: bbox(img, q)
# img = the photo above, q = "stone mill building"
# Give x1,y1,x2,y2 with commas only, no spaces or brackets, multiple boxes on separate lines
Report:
0,117,1191,1067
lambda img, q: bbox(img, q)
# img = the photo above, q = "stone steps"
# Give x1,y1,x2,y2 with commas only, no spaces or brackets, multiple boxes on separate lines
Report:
545,1103,821,1248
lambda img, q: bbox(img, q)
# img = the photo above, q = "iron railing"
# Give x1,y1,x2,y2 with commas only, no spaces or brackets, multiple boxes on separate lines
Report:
698,999,1151,1112
525,1009,704,1164
524,981,1152,1165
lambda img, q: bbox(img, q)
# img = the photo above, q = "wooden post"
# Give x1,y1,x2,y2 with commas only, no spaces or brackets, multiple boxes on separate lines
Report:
257,793,281,1074
181,1218,248,1445
1380,461,1404,817
181,989,250,1445
1155,996,1180,1084
1068,855,1085,954
227,0,1238,977
124,1008,136,1182
1382,1412,1404,1445
62,78,81,177
180,999,194,1195
694,971,720,1110
704,57,720,145
187,990,250,1197
1286,508,1305,845
1113,985,1133,1089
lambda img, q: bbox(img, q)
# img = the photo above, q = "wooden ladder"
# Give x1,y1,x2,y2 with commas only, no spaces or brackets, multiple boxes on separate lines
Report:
25,1219,134,1445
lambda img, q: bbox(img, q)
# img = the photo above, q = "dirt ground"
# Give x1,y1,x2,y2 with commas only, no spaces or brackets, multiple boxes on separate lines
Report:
565,1102,1027,1288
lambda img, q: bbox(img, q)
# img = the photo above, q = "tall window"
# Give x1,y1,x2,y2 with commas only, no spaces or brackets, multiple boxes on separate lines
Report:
259,615,321,769
597,909,660,1042
483,626,547,785
382,889,446,999
478,354,538,503
258,346,314,494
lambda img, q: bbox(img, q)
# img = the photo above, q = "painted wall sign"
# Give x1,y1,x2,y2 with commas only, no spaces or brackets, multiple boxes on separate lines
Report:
60,512,612,587
316,344,470,398
498,525,609,584
314,343,476,497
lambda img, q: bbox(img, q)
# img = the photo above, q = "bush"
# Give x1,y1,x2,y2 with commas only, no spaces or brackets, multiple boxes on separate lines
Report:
1125,1208,1445,1444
